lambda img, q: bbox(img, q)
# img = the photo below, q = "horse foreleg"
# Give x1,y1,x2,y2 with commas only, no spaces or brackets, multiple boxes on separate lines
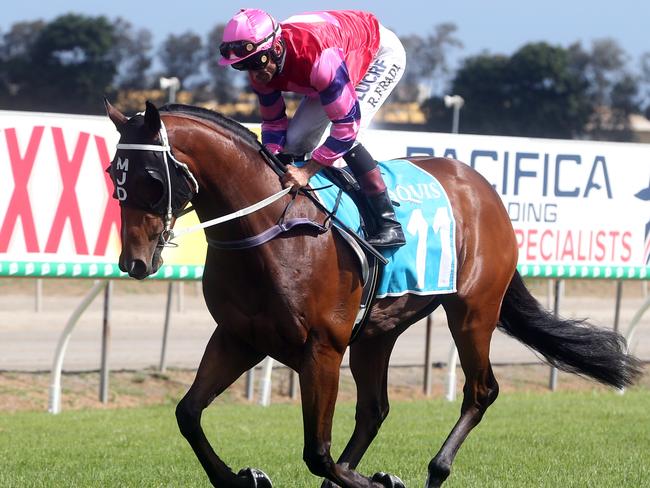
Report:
426,298,500,487
299,339,395,488
175,325,266,488
320,332,400,488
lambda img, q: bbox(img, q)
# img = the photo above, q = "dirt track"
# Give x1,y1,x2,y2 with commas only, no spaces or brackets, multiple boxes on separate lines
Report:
1,278,648,372
0,278,648,412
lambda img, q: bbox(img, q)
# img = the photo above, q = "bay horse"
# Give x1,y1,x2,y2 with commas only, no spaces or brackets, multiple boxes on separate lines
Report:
105,100,641,488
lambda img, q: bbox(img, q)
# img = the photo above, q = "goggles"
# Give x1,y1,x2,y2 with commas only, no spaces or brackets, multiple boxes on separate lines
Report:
219,20,279,71
231,50,271,71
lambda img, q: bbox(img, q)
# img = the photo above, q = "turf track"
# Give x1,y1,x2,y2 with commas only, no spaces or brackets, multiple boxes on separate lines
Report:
1,390,648,487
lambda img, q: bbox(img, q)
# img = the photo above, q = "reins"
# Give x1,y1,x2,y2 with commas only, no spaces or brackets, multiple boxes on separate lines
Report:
116,119,321,250
170,186,292,240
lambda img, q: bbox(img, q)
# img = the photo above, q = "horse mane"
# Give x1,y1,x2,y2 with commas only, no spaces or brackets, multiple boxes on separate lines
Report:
159,103,260,148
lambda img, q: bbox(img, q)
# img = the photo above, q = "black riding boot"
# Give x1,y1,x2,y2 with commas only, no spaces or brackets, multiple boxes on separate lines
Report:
365,190,406,248
343,144,406,249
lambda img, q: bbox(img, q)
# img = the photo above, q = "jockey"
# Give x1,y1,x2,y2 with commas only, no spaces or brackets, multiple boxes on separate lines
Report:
219,9,406,248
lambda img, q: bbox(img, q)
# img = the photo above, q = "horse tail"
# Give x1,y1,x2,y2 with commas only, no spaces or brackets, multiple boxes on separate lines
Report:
497,271,642,389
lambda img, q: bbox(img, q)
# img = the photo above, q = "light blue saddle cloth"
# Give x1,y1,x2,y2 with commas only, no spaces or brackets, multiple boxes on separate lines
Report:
309,159,457,297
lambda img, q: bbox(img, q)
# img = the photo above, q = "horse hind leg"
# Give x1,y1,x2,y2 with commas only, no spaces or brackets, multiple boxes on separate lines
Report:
426,295,501,487
175,325,267,487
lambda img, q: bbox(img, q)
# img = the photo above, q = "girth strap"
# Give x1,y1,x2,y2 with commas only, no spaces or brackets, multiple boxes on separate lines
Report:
207,218,327,250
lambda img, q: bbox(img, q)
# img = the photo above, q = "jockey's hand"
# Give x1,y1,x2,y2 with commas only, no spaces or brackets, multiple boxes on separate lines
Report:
281,159,322,192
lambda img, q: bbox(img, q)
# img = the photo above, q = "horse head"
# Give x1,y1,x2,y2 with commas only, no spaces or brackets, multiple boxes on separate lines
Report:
105,99,196,279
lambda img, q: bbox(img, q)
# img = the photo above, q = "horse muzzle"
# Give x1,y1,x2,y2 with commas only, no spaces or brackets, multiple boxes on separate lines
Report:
119,245,163,280
123,258,150,280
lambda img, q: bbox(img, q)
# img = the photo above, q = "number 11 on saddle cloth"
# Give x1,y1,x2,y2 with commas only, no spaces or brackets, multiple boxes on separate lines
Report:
309,159,457,298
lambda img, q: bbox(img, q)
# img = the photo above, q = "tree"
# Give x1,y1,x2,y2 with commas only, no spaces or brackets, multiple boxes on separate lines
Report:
641,52,650,119
0,21,46,107
0,31,5,104
397,34,427,102
435,52,514,135
424,42,594,138
398,23,463,102
419,96,452,132
204,23,242,104
507,42,593,138
421,23,464,96
569,39,640,140
0,27,6,100
608,74,640,141
9,14,117,114
0,20,46,58
111,18,153,90
158,31,203,88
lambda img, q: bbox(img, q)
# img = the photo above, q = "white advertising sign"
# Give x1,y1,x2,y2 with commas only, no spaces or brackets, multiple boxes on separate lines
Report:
0,110,204,279
1,110,648,280
365,129,650,279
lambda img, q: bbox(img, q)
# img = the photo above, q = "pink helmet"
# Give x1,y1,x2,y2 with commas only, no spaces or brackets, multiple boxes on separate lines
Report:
219,9,281,66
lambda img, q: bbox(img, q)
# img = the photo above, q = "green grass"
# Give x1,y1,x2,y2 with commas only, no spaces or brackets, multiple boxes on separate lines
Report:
1,390,649,487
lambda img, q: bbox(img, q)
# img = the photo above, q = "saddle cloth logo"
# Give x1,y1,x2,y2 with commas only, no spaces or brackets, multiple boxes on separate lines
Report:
310,159,457,297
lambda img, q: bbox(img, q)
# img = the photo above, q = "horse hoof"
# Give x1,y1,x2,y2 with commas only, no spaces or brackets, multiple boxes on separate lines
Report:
371,472,405,488
237,467,273,488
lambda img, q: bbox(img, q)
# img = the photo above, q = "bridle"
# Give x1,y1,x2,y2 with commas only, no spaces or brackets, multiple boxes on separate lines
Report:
116,120,199,247
114,119,292,248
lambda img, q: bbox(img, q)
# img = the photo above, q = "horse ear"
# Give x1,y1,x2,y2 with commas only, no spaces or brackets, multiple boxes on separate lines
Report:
144,100,162,135
104,98,128,129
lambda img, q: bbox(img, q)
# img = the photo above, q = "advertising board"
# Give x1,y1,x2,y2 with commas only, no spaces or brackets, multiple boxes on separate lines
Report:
1,110,648,280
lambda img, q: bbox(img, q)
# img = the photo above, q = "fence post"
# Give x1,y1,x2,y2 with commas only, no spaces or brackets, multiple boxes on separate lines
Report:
99,281,113,404
246,369,255,401
613,280,623,333
423,314,433,396
177,281,185,313
159,282,174,372
548,279,563,391
445,343,459,402
49,280,108,414
35,279,43,312
259,357,274,406
289,369,298,400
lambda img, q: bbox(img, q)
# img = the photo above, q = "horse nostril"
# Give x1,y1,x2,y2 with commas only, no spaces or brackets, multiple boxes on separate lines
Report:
128,259,148,279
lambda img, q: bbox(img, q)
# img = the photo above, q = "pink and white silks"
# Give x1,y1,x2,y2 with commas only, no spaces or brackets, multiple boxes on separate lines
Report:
250,10,406,166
